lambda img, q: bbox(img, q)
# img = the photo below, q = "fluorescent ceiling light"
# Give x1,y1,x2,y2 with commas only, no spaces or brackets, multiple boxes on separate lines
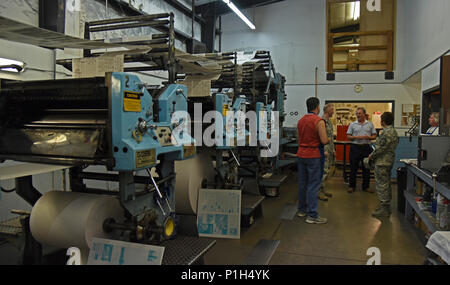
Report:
222,0,255,30
0,57,26,73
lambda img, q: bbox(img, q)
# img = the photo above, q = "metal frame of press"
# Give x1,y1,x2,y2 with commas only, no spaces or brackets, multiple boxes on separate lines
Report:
56,13,178,84
0,72,195,242
84,13,177,84
0,13,205,253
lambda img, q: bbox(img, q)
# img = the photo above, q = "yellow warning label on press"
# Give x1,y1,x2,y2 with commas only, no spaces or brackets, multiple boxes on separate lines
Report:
136,149,156,168
123,91,142,112
222,104,229,116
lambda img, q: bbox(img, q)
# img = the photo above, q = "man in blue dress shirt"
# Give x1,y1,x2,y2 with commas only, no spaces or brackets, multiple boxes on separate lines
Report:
346,107,377,193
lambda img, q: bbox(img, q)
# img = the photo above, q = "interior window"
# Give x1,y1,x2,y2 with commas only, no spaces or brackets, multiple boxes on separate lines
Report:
327,0,395,73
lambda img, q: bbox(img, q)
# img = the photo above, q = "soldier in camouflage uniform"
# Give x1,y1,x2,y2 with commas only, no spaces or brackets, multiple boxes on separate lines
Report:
319,104,335,201
366,112,398,219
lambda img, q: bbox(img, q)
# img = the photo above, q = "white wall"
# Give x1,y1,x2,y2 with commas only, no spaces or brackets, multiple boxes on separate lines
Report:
421,59,441,93
284,83,421,133
221,0,449,87
0,0,39,26
221,0,406,85
397,0,450,82
221,0,421,132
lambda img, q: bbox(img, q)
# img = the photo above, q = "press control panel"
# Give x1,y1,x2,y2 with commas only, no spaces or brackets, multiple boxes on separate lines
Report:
154,127,176,146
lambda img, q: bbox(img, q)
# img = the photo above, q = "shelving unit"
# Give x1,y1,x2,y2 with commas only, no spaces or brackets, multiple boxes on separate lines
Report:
404,192,438,233
404,163,450,235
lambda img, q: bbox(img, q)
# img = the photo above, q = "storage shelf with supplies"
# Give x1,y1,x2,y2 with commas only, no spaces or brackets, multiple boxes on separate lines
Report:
404,192,438,233
405,163,450,200
403,163,450,235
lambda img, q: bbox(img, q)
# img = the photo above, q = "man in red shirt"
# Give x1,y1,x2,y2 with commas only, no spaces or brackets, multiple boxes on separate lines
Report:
297,97,330,224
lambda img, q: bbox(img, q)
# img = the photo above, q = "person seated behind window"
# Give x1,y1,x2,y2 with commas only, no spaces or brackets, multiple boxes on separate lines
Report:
424,112,439,136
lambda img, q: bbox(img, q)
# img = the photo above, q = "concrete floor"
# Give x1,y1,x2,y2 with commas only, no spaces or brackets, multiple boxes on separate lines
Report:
204,168,428,265
0,168,427,265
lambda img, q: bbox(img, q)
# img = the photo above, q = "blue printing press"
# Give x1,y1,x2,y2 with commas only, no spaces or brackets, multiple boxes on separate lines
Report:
0,73,212,263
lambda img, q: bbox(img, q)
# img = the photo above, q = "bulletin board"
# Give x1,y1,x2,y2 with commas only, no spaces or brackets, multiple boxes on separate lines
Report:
401,104,421,126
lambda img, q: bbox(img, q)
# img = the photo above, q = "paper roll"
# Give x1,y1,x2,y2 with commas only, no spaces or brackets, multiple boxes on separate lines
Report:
30,191,124,250
175,152,216,215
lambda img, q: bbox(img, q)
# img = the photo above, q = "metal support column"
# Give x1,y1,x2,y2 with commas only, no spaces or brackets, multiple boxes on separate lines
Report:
201,9,217,53
70,166,86,193
15,176,42,206
39,0,65,33
191,0,195,52
119,171,136,206
219,16,222,52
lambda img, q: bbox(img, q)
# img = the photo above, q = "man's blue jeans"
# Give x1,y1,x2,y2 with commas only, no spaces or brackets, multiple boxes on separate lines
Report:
298,157,322,218
319,144,325,180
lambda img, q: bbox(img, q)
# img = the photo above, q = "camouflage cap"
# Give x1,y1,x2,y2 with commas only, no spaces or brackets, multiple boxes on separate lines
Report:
364,157,375,170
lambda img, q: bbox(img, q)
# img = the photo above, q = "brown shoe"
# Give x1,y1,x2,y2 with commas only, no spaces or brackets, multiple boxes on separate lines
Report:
348,188,355,193
364,188,374,193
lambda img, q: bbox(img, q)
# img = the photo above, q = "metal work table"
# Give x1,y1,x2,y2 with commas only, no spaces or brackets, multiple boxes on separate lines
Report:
334,141,351,182
404,162,450,235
